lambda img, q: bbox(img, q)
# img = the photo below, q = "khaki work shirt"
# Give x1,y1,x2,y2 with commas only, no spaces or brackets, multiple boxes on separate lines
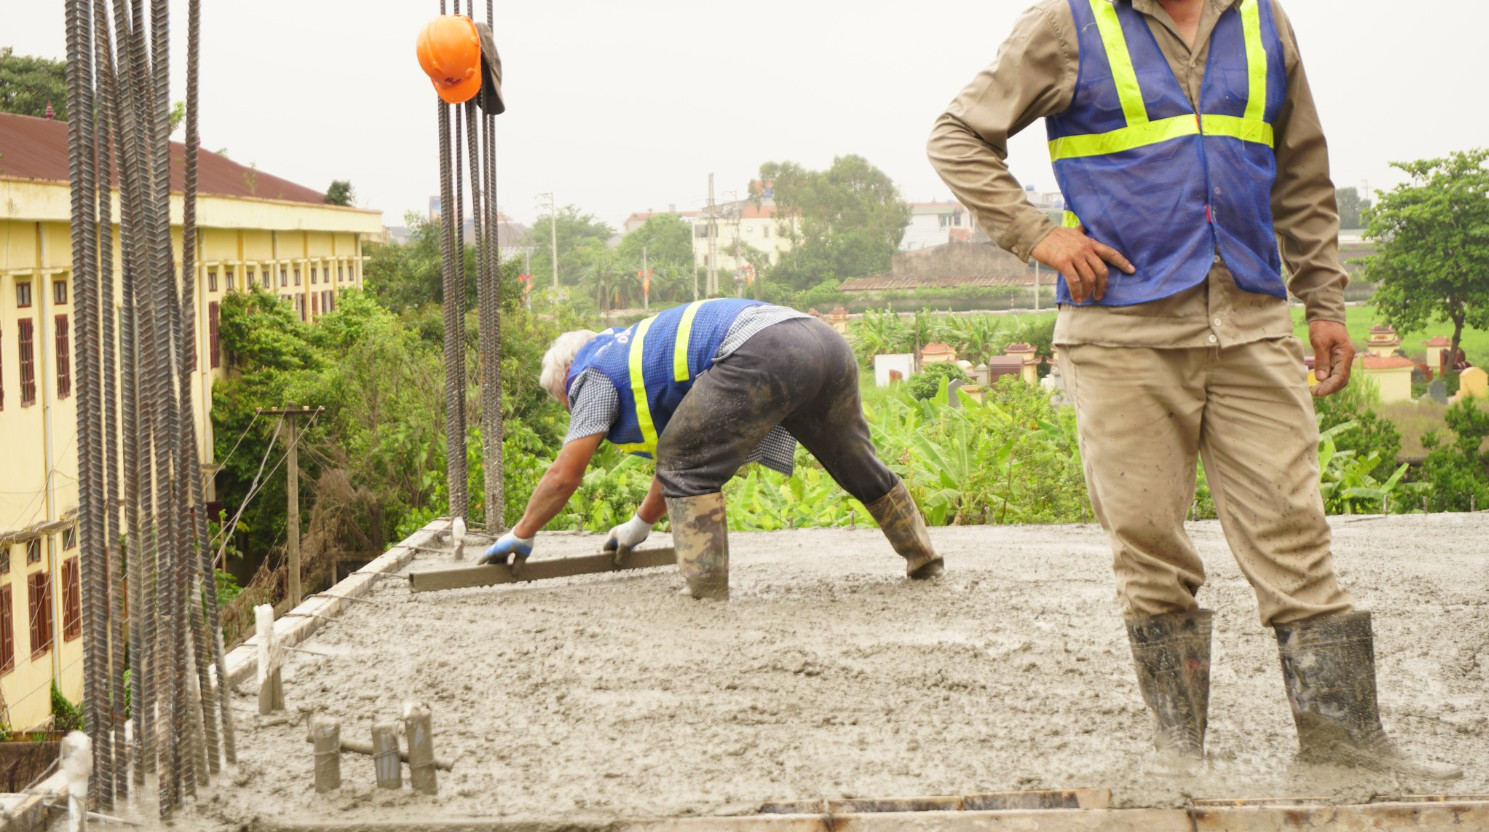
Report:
927,0,1349,349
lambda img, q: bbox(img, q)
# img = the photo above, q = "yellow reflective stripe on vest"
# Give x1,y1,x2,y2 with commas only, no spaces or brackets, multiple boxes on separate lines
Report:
1089,0,1148,126
1052,0,1272,162
1239,0,1267,122
1062,210,1082,229
1048,114,1200,161
672,300,705,382
1199,114,1273,147
628,315,660,454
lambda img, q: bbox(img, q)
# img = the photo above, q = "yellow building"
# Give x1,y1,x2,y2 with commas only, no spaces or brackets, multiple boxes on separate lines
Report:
0,112,381,730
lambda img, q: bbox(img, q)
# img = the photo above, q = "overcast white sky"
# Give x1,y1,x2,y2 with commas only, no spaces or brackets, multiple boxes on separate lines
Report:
4,1,1487,232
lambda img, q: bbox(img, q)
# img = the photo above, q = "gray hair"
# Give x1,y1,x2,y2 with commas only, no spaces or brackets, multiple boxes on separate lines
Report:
540,329,600,402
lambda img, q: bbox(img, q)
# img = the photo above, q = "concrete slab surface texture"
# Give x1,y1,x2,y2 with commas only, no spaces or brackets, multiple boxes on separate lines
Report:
124,514,1488,830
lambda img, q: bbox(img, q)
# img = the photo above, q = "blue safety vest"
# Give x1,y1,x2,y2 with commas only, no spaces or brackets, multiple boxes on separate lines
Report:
1046,0,1288,306
566,298,764,457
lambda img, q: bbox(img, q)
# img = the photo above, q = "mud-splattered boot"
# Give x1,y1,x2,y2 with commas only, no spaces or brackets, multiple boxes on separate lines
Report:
1274,611,1462,780
864,482,943,579
666,493,730,600
1125,609,1212,776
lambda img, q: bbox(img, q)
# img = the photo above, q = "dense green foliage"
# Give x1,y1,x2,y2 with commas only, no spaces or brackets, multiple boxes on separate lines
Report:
323,180,355,207
906,362,969,401
1364,149,1489,370
759,156,910,291
0,48,66,120
1419,401,1489,512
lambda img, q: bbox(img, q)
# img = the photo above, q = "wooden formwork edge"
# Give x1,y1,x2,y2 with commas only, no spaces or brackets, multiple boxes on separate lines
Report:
257,800,1489,832
223,519,447,691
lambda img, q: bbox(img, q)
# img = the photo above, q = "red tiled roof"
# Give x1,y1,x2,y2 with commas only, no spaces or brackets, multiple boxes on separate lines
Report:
1423,336,1452,347
0,112,329,205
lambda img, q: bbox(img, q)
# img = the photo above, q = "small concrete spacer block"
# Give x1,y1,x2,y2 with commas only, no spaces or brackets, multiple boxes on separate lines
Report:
372,721,402,789
403,701,437,795
451,517,467,561
311,718,341,793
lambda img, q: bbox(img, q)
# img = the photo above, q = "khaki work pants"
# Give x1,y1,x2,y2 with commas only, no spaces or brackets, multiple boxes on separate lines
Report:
1059,337,1355,626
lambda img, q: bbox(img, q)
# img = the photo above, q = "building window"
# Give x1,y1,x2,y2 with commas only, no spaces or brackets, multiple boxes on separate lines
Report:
18,319,36,407
16,281,32,308
259,270,270,290
0,583,12,674
297,295,306,321
53,280,68,305
63,526,76,550
293,267,302,286
763,226,771,238
280,267,288,287
55,315,70,399
62,558,80,641
208,268,218,292
311,293,319,317
0,546,9,575
338,265,345,283
25,539,39,566
225,269,236,291
27,571,52,659
209,302,221,368
310,267,318,285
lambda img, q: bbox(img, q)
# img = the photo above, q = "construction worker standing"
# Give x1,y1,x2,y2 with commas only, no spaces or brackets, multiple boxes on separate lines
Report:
927,0,1459,779
480,299,943,599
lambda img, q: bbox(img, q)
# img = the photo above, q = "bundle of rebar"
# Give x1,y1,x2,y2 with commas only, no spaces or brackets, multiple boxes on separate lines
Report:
64,0,234,817
437,0,505,535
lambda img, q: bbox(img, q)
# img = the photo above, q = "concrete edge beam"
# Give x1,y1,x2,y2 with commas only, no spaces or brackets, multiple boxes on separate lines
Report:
257,800,1489,832
223,521,445,690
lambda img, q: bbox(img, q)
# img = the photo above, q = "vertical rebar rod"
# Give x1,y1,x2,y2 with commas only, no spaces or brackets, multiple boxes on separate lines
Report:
437,0,467,522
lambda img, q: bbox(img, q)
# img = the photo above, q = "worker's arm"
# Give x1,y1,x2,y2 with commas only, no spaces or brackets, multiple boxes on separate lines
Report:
1268,0,1348,328
514,433,603,537
926,1,1075,263
480,433,603,565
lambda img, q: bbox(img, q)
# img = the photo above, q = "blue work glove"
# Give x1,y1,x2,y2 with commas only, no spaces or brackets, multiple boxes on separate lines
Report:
478,531,534,568
602,513,654,565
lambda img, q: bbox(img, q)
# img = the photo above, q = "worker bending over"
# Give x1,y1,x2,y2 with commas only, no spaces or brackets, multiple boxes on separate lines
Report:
480,298,943,599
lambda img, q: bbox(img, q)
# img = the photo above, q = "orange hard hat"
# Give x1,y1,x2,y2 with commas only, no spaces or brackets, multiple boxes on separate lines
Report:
417,15,483,104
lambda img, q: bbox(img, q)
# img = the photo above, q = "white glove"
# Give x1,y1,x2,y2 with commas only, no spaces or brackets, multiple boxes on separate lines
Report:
603,512,654,562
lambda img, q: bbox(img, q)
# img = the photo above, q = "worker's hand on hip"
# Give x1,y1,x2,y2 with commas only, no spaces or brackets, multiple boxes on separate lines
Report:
1309,320,1355,397
1031,226,1134,304
603,512,654,565
478,531,534,567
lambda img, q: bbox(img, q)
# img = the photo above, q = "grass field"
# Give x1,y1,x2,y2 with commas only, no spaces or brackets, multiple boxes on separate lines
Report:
1291,304,1489,363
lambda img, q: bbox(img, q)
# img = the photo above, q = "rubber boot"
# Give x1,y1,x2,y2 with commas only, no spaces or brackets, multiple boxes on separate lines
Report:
1125,609,1212,776
864,482,943,579
666,493,730,600
1274,611,1462,780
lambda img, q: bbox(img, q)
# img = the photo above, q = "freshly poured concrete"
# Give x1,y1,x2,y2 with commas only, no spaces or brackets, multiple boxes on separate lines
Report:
155,515,1488,829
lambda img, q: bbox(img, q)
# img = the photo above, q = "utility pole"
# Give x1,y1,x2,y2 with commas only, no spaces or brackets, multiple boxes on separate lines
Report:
537,192,558,297
258,404,323,608
1034,261,1040,312
642,243,649,311
706,174,718,298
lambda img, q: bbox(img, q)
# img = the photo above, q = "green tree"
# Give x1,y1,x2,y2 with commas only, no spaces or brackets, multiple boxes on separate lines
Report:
1364,149,1489,369
0,48,66,120
759,155,910,291
1336,186,1371,230
616,213,695,306
324,180,355,207
524,205,614,295
363,212,478,316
